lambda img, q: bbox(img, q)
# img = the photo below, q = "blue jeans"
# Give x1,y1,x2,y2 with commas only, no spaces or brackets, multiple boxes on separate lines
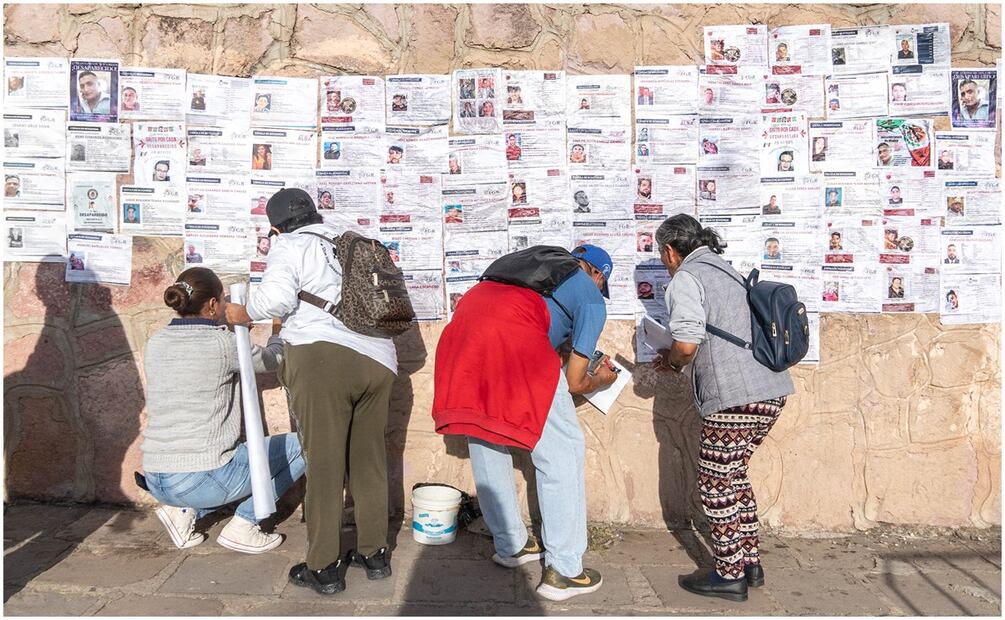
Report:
145,433,305,524
467,370,588,578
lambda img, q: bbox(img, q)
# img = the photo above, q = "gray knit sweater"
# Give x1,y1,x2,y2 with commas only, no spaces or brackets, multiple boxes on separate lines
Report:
141,319,283,474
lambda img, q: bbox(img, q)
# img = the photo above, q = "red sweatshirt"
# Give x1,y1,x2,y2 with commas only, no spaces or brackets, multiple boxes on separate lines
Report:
432,281,561,450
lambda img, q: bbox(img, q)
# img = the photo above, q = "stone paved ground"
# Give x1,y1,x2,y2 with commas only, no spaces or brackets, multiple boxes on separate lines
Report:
3,502,1001,616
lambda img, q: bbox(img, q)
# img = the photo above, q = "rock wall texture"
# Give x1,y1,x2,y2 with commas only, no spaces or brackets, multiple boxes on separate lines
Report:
3,3,1001,532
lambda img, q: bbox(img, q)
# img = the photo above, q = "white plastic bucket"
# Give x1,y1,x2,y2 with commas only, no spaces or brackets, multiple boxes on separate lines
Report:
411,485,462,545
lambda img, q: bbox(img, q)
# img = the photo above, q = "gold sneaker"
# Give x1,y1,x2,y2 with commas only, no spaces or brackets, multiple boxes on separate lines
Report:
536,566,603,601
492,535,543,568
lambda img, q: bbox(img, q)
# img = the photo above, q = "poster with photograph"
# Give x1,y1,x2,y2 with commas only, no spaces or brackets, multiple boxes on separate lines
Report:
248,128,318,174
120,184,186,237
880,265,939,313
824,72,889,119
4,57,70,109
506,167,568,222
635,115,699,165
950,68,998,130
444,134,506,177
69,58,119,123
933,131,997,177
66,121,132,173
453,68,503,134
441,175,509,233
320,123,385,169
761,74,825,117
568,172,635,222
183,220,248,273
819,263,883,313
250,75,319,129
2,110,65,159
939,225,1002,274
67,172,116,232
65,232,132,285
820,170,883,219
507,211,574,252
888,67,951,117
118,67,187,121
633,165,697,220
880,169,940,217
698,66,763,114
697,115,760,167
185,73,253,127
3,159,65,209
768,24,832,75
502,120,566,169
314,168,382,220
873,118,932,168
566,125,631,170
830,26,895,75
808,119,873,172
891,23,951,69
385,74,451,126
633,66,699,115
939,273,1001,325
3,211,68,262
134,122,187,185
501,70,566,124
566,74,632,126
759,175,824,218
704,25,769,67
695,165,761,216
186,126,251,175
185,173,249,221
384,124,450,173
319,75,386,126
402,270,445,321
822,217,883,265
760,112,808,177
941,179,1001,225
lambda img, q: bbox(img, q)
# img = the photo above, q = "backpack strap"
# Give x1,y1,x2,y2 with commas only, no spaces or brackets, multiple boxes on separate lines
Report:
294,231,341,315
684,256,754,350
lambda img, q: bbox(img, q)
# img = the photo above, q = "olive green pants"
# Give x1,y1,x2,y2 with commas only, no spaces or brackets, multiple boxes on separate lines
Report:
281,340,394,570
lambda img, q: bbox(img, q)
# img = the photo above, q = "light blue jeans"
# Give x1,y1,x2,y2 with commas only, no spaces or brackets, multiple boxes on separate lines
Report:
145,433,305,524
467,370,588,578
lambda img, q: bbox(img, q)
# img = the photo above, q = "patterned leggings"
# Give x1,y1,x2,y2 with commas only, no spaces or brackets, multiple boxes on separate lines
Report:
697,397,786,579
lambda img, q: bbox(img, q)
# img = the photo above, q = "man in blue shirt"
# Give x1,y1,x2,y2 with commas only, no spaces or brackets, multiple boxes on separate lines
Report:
464,245,618,602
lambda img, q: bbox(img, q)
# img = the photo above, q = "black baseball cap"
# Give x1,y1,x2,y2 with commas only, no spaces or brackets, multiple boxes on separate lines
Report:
266,188,316,228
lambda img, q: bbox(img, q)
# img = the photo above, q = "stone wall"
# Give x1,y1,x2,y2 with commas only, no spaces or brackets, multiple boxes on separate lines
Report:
3,3,1001,532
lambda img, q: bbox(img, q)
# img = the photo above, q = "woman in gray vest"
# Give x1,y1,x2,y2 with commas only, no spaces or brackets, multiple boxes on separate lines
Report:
652,214,794,603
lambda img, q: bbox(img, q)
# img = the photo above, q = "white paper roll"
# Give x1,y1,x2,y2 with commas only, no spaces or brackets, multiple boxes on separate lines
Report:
229,283,277,519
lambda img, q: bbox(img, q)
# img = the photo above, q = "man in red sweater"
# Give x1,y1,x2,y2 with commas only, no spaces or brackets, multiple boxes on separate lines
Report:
433,245,618,601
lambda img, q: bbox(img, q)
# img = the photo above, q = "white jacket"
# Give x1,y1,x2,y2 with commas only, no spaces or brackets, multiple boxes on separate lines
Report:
247,223,398,374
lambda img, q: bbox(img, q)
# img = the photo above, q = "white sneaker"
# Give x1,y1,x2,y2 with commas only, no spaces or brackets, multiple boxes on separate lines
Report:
217,515,283,554
155,505,205,549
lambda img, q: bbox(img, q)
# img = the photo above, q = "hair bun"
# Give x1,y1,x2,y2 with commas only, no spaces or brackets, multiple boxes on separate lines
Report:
163,283,190,313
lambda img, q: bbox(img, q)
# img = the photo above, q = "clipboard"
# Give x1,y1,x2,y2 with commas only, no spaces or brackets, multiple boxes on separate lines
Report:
583,359,632,415
640,315,675,352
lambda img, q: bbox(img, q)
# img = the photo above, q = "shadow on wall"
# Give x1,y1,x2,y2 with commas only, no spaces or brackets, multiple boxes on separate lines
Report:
3,257,145,599
629,357,717,571
385,322,428,523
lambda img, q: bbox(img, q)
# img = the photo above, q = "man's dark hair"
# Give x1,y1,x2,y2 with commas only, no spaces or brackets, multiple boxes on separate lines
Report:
959,79,978,91
78,71,97,82
388,146,403,154
122,86,137,94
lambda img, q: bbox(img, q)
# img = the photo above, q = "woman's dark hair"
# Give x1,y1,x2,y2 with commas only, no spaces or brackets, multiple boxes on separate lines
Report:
654,214,727,258
164,267,223,316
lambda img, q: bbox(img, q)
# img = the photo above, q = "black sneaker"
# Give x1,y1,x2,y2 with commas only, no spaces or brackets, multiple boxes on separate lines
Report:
492,536,544,568
288,559,347,595
536,566,603,601
678,570,748,602
352,547,392,580
745,564,765,588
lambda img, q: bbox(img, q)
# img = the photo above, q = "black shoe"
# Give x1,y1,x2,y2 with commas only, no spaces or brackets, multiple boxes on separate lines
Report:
745,564,764,588
678,570,748,602
352,547,392,580
288,559,347,595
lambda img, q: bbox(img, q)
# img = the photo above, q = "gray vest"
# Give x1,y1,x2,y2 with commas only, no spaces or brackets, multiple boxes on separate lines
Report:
676,248,795,417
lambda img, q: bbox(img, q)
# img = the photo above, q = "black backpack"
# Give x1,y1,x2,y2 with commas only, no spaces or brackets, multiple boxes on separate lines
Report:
699,262,809,372
479,245,582,295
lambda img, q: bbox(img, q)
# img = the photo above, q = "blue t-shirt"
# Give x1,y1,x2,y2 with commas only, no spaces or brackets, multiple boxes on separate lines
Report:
544,269,607,355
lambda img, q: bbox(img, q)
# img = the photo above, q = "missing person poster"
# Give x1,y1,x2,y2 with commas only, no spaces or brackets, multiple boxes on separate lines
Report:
65,232,132,285
320,123,385,169
183,220,248,273
120,184,186,237
820,170,883,219
933,131,997,177
888,67,951,117
185,73,253,127
319,75,386,126
507,167,568,222
566,74,632,126
824,72,889,119
939,273,1001,325
873,118,932,168
704,25,769,67
384,124,449,173
3,159,65,209
402,270,445,321
186,126,251,175
185,174,249,222
881,169,940,217
66,121,131,173
67,172,117,232
698,115,760,168
830,26,894,75
446,134,507,177
4,211,68,262
566,125,631,170
808,119,873,172
939,225,1002,275
880,265,939,313
768,24,832,75
69,58,119,123
891,23,951,69
453,68,503,134
118,67,187,121
250,75,319,129
248,128,318,174
441,175,509,234
501,70,567,123
2,110,65,159
4,57,70,109
502,121,566,169
314,168,382,217
950,68,998,130
568,172,634,222
761,74,825,117
633,66,699,115
941,179,1001,225
696,165,760,217
760,112,809,177
698,66,763,115
635,115,699,165
134,122,187,186
385,74,451,126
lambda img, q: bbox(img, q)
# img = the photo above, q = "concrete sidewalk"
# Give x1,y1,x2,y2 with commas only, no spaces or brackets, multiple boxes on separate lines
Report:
3,502,1001,616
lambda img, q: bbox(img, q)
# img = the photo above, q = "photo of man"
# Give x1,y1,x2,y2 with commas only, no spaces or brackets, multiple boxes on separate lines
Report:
189,147,206,166
637,281,655,300
460,101,476,118
505,133,521,161
459,79,475,100
68,252,86,271
190,89,206,111
7,227,23,249
762,195,781,215
699,179,716,201
637,177,653,201
444,205,463,224
825,188,842,207
897,38,915,59
938,150,954,170
569,143,587,164
876,142,893,166
888,185,903,204
811,137,827,162
387,145,404,164
829,231,843,250
391,94,407,112
946,197,965,217
636,232,654,253
579,98,590,110
572,190,591,213
775,42,789,62
152,160,170,182
121,86,139,111
945,289,959,312
123,203,141,224
703,87,715,107
832,47,847,65
953,75,993,126
637,86,654,105
70,143,87,162
888,277,905,299
188,194,204,213
944,243,960,264
884,228,899,250
763,237,782,261
777,150,795,172
448,154,462,174
323,142,341,160
828,98,841,112
325,89,341,112
74,70,112,116
254,94,272,113
4,130,19,148
251,195,268,215
5,174,21,198
185,243,203,264
7,75,25,96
